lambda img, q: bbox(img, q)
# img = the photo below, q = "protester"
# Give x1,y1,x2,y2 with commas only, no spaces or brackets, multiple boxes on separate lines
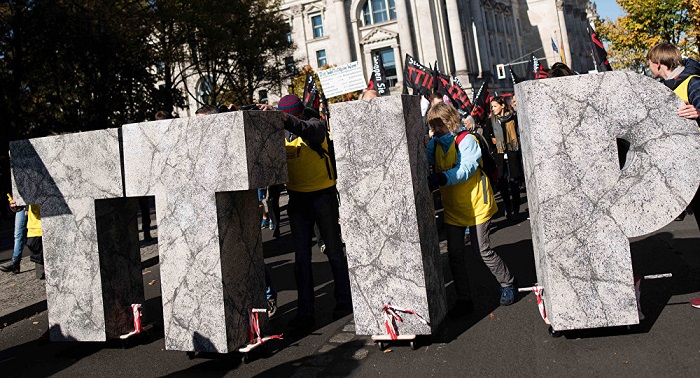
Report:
0,197,27,274
195,104,218,116
426,103,516,314
258,94,352,329
258,188,272,229
361,89,379,100
485,96,524,220
266,184,283,238
547,62,575,78
646,42,700,309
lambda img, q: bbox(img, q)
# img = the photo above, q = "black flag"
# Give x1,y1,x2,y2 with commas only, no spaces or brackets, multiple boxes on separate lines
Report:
403,54,434,98
302,72,320,110
470,82,491,124
525,54,541,81
448,76,473,116
588,25,612,72
367,53,390,96
509,66,521,86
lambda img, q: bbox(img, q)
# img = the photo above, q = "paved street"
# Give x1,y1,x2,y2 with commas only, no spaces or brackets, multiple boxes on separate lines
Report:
0,193,699,377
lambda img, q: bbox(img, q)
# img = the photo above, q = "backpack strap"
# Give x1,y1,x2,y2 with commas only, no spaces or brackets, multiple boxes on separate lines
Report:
454,130,470,147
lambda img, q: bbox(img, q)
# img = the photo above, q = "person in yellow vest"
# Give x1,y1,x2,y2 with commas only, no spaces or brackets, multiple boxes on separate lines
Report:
2,200,43,279
258,94,351,329
647,42,700,309
426,102,515,315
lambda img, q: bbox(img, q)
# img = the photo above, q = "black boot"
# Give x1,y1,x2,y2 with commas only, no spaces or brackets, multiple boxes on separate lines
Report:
0,257,21,274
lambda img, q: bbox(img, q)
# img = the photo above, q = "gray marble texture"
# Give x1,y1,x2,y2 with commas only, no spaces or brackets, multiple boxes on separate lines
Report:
10,130,143,341
122,111,286,353
515,71,700,330
331,95,447,336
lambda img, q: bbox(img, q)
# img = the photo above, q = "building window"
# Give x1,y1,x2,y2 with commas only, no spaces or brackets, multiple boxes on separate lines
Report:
196,76,214,105
311,15,324,38
376,48,397,87
285,57,296,74
362,0,396,26
316,50,327,67
286,20,293,43
258,90,268,104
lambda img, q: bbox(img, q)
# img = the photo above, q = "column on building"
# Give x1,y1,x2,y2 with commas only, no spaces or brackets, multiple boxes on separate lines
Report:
557,0,572,67
333,0,352,64
413,0,436,64
470,0,491,77
395,0,414,58
445,0,468,76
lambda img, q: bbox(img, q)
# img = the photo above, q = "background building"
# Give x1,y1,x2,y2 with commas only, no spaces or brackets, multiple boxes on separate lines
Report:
265,0,600,103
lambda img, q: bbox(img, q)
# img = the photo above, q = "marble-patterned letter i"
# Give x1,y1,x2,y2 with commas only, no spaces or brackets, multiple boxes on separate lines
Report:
516,72,700,331
330,95,447,336
10,130,143,341
122,111,286,353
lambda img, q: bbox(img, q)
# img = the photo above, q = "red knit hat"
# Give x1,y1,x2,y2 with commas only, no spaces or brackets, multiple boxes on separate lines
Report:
277,94,305,117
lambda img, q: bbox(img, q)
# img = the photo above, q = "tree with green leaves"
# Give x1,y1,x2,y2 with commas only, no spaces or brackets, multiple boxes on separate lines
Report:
597,0,698,72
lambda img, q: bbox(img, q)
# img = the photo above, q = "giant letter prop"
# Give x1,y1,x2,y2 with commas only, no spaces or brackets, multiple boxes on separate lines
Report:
122,111,286,352
330,95,447,335
516,72,700,331
11,130,143,341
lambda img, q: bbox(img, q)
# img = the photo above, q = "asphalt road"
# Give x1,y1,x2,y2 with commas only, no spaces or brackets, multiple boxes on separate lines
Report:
0,194,699,377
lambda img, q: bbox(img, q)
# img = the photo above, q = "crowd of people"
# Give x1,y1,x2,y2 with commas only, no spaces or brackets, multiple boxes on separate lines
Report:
1,42,699,336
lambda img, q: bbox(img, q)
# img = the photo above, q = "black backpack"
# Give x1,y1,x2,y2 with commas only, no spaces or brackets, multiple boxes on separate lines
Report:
454,130,498,184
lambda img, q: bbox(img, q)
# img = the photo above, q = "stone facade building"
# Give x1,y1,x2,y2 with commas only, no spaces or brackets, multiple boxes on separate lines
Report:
180,0,601,114
271,0,600,99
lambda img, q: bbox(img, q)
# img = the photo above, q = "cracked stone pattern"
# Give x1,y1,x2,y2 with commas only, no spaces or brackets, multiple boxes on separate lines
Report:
10,130,143,341
122,111,285,352
331,95,447,335
515,72,700,330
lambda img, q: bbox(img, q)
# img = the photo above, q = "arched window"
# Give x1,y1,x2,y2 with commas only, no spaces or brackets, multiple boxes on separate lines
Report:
362,0,396,26
196,76,214,105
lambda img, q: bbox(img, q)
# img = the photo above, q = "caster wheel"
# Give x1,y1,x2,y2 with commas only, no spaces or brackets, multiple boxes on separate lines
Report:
548,326,562,338
186,351,196,360
243,353,252,364
410,340,418,350
377,341,386,351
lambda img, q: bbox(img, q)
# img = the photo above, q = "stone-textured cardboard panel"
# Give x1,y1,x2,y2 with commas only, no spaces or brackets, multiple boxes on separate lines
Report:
515,72,700,330
122,111,286,353
10,130,143,341
331,95,447,335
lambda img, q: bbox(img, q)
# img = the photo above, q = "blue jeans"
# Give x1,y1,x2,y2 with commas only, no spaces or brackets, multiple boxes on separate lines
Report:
13,209,28,260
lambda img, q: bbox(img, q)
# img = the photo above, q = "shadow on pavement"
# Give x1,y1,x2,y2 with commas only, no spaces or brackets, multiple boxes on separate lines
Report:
253,339,365,378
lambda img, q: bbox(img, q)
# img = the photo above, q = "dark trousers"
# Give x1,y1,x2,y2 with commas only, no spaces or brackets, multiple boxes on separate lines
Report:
137,197,151,238
445,220,513,300
497,178,521,215
691,185,700,230
288,186,351,316
267,184,283,230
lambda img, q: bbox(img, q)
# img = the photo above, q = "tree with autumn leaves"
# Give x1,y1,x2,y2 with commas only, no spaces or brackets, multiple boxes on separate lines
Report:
597,0,699,72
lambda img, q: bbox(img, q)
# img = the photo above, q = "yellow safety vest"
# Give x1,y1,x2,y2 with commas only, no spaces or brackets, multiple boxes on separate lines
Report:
435,135,497,227
673,75,700,104
27,204,42,238
285,135,336,192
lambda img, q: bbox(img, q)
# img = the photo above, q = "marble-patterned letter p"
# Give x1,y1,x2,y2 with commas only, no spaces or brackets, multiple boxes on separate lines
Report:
516,72,700,331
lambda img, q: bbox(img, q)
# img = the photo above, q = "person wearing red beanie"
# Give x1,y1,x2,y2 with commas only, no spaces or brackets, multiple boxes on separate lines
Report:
259,95,352,329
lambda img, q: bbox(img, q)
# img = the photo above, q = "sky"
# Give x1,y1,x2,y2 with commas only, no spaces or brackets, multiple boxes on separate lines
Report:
594,0,625,21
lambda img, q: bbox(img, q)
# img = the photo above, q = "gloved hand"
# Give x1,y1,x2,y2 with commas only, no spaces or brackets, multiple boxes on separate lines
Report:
427,172,447,191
